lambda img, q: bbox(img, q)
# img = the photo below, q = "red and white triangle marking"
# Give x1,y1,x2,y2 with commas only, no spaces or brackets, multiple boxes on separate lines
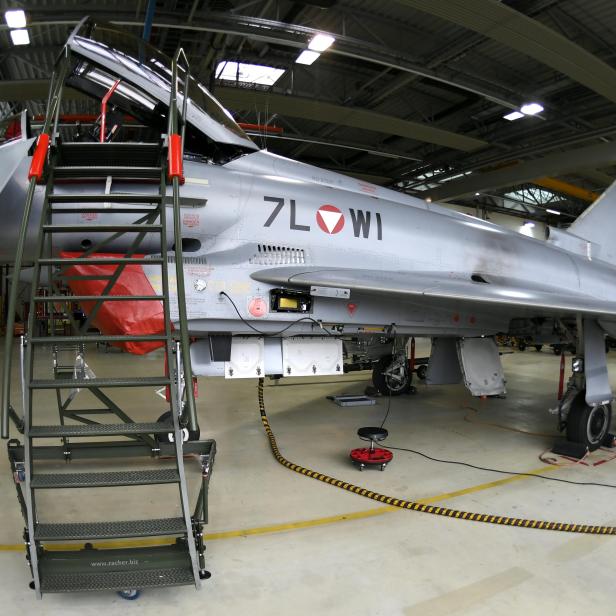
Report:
316,205,345,234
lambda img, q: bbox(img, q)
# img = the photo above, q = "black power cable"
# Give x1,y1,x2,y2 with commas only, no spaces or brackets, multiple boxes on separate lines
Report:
385,443,616,489
376,384,616,489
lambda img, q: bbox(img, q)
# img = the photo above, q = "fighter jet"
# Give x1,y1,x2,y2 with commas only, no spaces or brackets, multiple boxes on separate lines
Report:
1,18,615,453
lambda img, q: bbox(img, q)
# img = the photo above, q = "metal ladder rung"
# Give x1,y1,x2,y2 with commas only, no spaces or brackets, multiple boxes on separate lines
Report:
54,166,162,178
39,257,164,265
51,207,162,214
30,376,171,389
31,468,180,488
48,194,163,203
42,224,162,233
33,295,166,301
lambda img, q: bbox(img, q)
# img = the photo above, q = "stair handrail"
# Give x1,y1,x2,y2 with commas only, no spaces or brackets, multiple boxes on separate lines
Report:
1,52,69,439
167,48,198,434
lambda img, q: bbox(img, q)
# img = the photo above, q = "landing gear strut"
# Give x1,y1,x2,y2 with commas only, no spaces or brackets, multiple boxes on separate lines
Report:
559,319,613,451
372,353,412,396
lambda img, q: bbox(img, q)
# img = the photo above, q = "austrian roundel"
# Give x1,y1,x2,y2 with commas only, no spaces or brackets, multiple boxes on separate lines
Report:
316,204,345,234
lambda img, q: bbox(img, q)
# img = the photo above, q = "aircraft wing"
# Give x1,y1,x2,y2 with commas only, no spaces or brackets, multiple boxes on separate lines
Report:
251,267,616,319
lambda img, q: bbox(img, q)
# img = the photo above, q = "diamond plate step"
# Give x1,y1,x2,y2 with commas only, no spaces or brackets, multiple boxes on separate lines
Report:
35,517,186,540
30,376,170,389
31,469,180,488
39,544,194,593
30,334,167,344
57,142,162,167
29,422,172,437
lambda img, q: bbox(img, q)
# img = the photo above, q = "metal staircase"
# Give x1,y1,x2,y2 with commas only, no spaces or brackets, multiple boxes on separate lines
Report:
2,49,215,597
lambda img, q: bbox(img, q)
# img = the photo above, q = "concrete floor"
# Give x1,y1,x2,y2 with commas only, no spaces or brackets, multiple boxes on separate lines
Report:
2,338,616,615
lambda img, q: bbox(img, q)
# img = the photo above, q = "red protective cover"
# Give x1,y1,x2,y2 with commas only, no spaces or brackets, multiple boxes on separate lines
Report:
167,133,184,183
28,133,50,182
60,252,166,354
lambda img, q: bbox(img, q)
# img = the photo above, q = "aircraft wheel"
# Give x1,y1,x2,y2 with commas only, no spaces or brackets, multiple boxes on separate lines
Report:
566,390,611,452
117,590,140,600
534,344,543,352
156,411,200,443
518,341,526,351
372,354,411,396
416,364,427,380
553,346,562,356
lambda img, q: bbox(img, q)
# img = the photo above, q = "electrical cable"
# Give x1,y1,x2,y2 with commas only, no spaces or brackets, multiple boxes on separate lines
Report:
257,378,616,535
379,390,392,430
377,395,614,488
219,291,332,337
383,443,616,489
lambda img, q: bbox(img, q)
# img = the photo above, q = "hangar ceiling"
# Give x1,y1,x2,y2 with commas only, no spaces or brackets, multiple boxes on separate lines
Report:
2,0,616,223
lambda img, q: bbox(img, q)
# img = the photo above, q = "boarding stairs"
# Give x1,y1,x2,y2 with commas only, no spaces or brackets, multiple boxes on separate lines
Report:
1,50,215,597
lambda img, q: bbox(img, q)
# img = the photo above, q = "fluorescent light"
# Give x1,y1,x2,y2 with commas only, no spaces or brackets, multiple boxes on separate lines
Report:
215,61,285,86
475,192,480,196
521,102,543,115
308,33,335,52
546,208,561,215
503,110,524,121
5,9,26,28
10,29,29,46
295,50,321,65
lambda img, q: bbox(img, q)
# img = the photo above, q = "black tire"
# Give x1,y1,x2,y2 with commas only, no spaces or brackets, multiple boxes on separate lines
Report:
416,364,427,380
372,355,411,396
156,411,200,443
534,344,543,352
566,390,611,452
518,341,526,351
553,346,562,356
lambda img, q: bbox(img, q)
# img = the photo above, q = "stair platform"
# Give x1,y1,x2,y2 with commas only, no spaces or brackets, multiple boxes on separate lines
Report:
38,544,195,593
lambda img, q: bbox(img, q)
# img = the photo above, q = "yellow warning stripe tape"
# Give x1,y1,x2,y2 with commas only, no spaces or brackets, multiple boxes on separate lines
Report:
0,464,558,553
0,380,607,553
257,378,616,536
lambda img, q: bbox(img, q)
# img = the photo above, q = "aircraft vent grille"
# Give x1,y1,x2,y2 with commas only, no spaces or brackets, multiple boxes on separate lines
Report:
166,256,208,265
250,244,306,265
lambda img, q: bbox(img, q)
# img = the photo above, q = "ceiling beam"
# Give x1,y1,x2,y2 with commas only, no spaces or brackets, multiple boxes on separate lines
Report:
217,87,488,151
396,0,616,105
425,140,616,201
2,12,523,108
532,177,599,202
0,79,488,151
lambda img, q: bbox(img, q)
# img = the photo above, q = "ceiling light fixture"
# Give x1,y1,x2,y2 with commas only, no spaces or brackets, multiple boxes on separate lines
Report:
308,33,335,52
503,110,524,121
4,9,26,28
503,102,544,121
10,28,30,46
520,102,544,115
295,50,321,65
546,208,561,215
215,61,285,86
